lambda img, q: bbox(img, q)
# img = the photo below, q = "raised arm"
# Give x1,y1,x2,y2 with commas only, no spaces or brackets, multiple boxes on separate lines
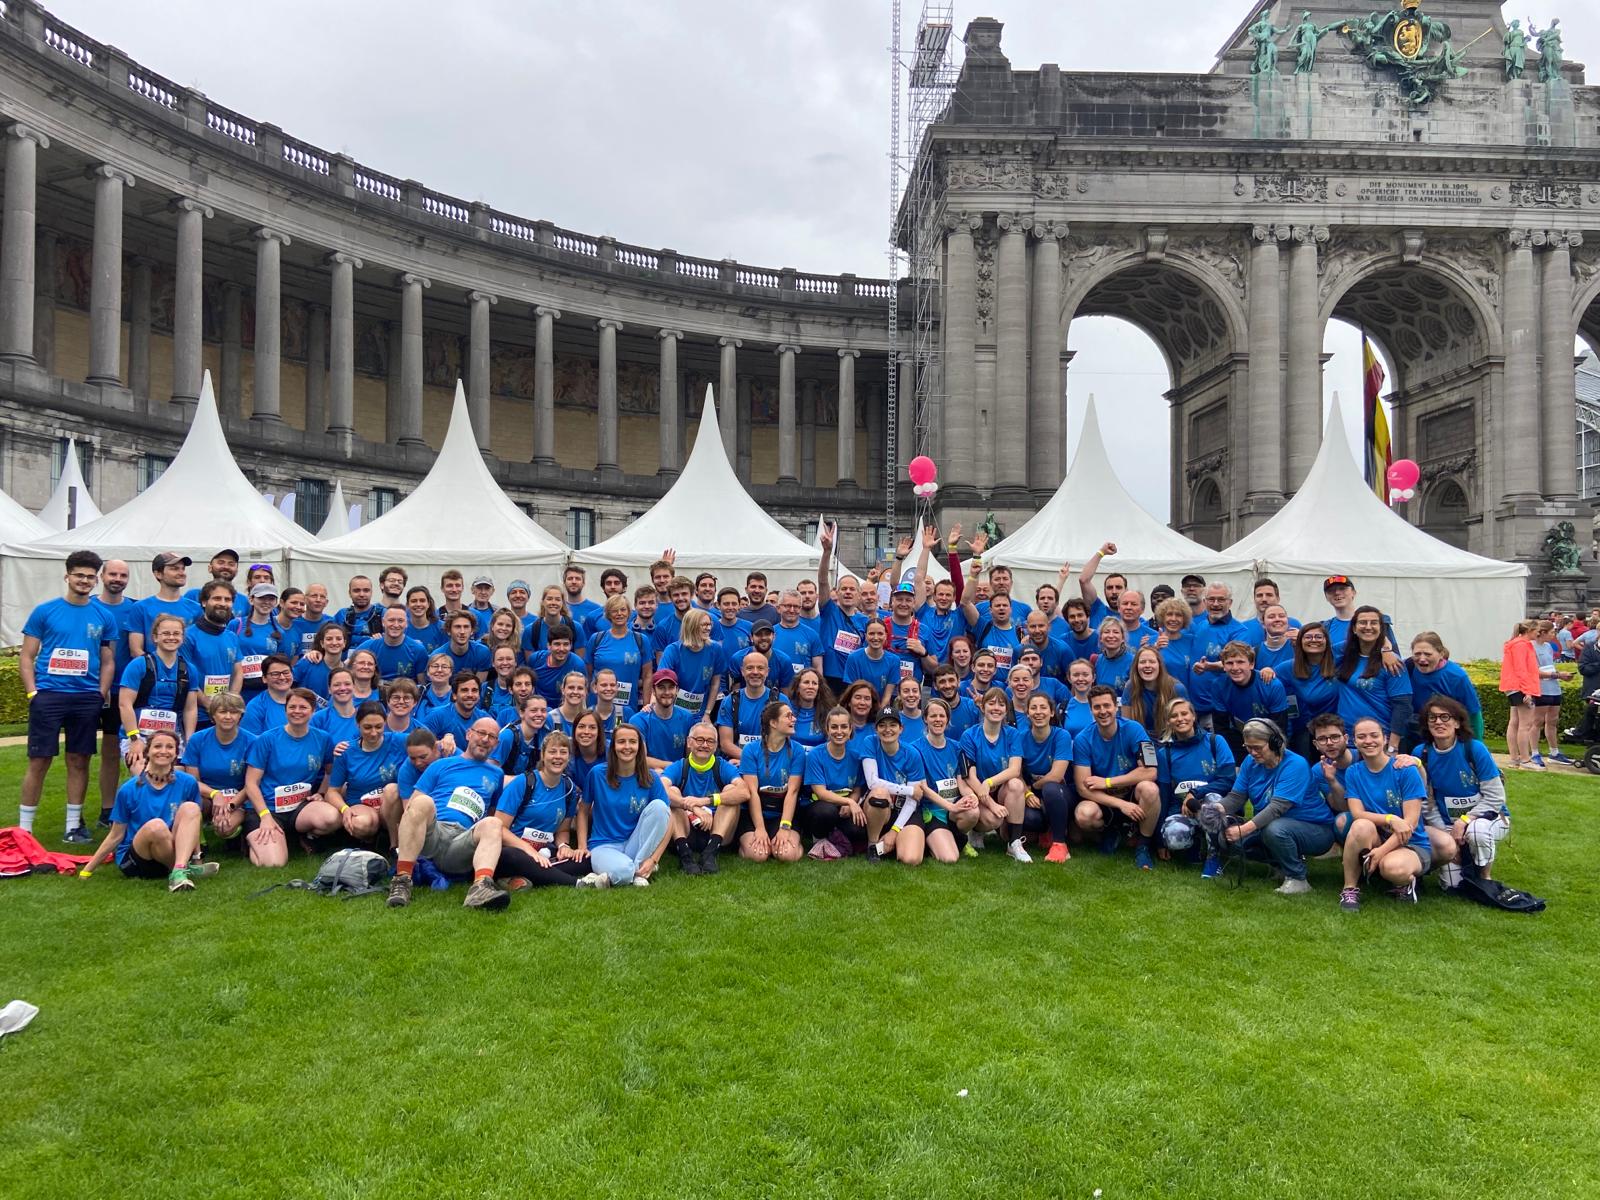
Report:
1080,542,1116,608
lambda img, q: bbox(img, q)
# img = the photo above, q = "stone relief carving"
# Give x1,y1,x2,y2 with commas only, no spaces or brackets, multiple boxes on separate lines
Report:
1185,448,1228,484
1427,234,1503,311
1032,172,1074,199
1318,233,1396,304
1061,230,1138,282
1173,232,1248,302
947,158,1031,191
1510,180,1583,209
1253,174,1329,203
974,228,997,324
1420,452,1477,483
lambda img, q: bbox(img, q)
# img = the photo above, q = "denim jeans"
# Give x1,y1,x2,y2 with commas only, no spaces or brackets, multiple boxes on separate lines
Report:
589,799,670,884
1254,816,1335,880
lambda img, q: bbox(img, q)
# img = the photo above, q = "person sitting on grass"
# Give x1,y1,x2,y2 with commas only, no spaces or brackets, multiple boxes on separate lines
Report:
1072,684,1160,870
180,691,253,839
900,697,971,866
323,700,406,847
1411,696,1510,889
1018,692,1073,864
1161,697,1237,863
387,716,509,911
859,708,930,865
240,688,334,868
802,706,867,857
1327,715,1431,911
492,732,588,890
738,701,807,864
79,730,218,892
575,723,671,889
958,687,1024,859
660,720,747,875
1213,718,1335,895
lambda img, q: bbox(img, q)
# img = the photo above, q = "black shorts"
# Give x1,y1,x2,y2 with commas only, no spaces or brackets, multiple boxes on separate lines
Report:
1533,694,1562,708
739,809,789,838
119,847,169,879
99,698,120,737
27,690,105,759
912,816,957,840
1505,692,1526,706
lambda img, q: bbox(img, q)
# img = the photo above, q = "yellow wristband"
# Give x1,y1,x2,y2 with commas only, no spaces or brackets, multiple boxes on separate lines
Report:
255,807,270,819
125,729,141,739
711,792,721,808
779,819,792,829
207,788,219,802
78,867,93,878
27,689,38,699
338,802,350,813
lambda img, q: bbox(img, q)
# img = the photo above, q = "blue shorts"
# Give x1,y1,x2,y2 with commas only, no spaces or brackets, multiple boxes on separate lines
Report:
27,690,105,759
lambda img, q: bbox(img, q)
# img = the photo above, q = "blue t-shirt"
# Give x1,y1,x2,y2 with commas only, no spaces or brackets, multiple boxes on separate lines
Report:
583,763,668,848
110,772,200,867
1061,696,1095,741
496,771,577,842
531,651,586,706
843,648,904,697
912,603,962,666
1072,717,1151,779
1406,661,1482,723
567,597,605,641
730,644,795,692
770,623,821,675
860,738,927,793
228,616,284,685
99,597,139,686
183,626,242,699
241,691,291,737
803,742,861,800
588,629,653,708
1284,667,1339,733
1217,672,1289,729
958,723,1021,782
1157,627,1198,685
1337,657,1413,734
1017,725,1073,783
180,726,255,794
716,687,788,749
245,725,333,811
440,639,494,678
328,732,408,802
291,655,340,699
412,754,505,829
739,738,808,815
817,600,870,679
422,704,496,747
494,723,546,776
1189,614,1251,711
661,755,741,799
916,737,963,821
709,618,754,666
311,704,361,749
656,642,728,716
1121,679,1190,733
1093,648,1135,695
939,695,982,740
286,614,333,659
1339,757,1430,852
629,707,696,763
131,595,201,650
1411,739,1505,821
357,636,430,682
24,597,115,695
1233,750,1332,825
1249,636,1298,680
405,620,447,654
184,585,248,620
968,620,1024,683
789,703,828,749
118,653,189,719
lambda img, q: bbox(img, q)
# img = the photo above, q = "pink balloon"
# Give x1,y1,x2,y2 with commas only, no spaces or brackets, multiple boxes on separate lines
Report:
1386,459,1420,491
907,455,937,486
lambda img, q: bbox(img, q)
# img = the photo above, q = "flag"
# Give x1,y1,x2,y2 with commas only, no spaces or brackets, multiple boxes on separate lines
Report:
1362,337,1390,503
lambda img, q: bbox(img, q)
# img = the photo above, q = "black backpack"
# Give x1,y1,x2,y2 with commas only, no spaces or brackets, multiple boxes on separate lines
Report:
134,652,190,713
1446,873,1546,913
342,605,385,640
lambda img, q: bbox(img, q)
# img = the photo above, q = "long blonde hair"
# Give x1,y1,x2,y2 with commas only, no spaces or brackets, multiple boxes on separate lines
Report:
680,609,711,652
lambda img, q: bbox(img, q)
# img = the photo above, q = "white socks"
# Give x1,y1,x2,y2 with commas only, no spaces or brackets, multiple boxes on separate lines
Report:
19,806,36,834
65,804,82,833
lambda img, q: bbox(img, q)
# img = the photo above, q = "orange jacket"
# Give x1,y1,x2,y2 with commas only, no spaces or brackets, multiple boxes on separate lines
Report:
1499,637,1540,696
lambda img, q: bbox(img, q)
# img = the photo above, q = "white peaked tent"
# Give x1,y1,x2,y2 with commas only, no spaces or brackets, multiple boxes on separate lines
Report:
37,438,104,531
573,386,820,588
291,380,568,589
1224,400,1527,660
990,396,1254,603
0,485,49,546
1,372,316,642
316,481,351,539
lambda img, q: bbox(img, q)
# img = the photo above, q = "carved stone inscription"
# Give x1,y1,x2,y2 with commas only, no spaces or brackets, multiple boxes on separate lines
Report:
1354,180,1486,206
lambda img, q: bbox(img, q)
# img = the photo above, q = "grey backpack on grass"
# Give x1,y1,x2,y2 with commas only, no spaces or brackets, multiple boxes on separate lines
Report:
251,848,392,900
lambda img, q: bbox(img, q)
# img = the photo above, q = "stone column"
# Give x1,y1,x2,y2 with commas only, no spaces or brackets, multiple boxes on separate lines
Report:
170,198,213,414
87,165,133,385
1502,229,1539,502
1285,225,1327,493
717,337,741,461
658,329,683,476
251,228,289,423
800,378,818,487
865,381,884,491
0,123,47,363
533,305,560,464
897,352,915,463
837,348,860,486
468,291,497,451
384,320,402,438
992,213,1030,497
220,282,243,417
1028,220,1067,493
326,251,362,444
129,256,152,398
942,213,980,493
304,302,328,435
33,227,57,372
776,344,799,484
396,272,429,446
596,318,623,472
1539,230,1581,502
736,375,753,481
1244,224,1287,516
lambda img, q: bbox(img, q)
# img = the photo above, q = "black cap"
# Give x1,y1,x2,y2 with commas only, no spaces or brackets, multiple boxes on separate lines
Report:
751,620,775,635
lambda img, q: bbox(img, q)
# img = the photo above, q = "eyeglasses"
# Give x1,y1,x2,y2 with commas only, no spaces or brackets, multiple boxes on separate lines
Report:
1425,713,1457,725
1312,733,1347,743
66,572,98,582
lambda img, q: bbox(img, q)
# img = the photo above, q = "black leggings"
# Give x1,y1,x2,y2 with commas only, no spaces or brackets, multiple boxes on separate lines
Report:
1038,781,1072,842
495,843,587,887
802,802,845,841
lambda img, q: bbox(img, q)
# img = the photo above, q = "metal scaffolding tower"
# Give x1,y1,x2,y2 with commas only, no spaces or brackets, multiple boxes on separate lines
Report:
888,0,958,540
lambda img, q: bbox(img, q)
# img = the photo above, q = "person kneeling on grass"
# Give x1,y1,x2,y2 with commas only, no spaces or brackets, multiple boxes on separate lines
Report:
859,707,931,865
1019,692,1074,864
738,702,807,864
801,707,867,857
492,731,589,889
1328,715,1432,911
180,691,254,840
660,721,747,875
80,730,218,892
323,701,407,847
902,698,973,865
575,724,671,888
1072,684,1160,870
958,688,1025,860
1213,718,1335,894
1412,696,1510,889
240,688,334,868
387,716,509,910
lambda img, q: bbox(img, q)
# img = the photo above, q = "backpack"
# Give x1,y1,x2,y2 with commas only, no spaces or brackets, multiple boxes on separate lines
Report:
251,848,391,899
342,605,384,640
1445,873,1546,913
134,652,191,713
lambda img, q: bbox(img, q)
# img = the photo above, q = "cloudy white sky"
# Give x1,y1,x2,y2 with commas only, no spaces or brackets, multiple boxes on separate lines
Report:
50,0,1594,518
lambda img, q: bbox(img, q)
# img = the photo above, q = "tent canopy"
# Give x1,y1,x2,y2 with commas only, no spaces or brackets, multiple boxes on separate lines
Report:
3,373,316,640
0,485,49,546
1223,400,1527,658
291,381,568,594
37,438,104,532
990,396,1254,601
316,480,352,539
573,386,819,588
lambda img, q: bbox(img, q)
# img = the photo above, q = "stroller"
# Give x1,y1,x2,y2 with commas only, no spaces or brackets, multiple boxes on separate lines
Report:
1566,687,1600,774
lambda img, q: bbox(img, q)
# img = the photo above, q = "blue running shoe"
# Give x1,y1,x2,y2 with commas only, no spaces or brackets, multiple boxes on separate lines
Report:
1098,829,1121,855
1201,854,1221,879
1134,845,1154,871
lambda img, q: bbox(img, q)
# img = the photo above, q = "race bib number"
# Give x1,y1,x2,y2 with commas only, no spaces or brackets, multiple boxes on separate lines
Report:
676,690,705,713
1442,793,1481,819
359,788,385,807
204,673,230,697
758,786,788,808
739,733,759,746
832,630,861,654
47,647,89,677
521,828,554,846
272,781,311,813
447,786,486,820
615,680,632,705
213,788,238,807
990,647,1013,670
137,708,178,734
239,655,266,681
936,776,959,802
900,658,916,679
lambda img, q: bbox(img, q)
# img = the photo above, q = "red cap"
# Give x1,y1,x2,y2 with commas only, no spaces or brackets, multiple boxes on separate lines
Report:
651,669,679,687
1322,575,1354,591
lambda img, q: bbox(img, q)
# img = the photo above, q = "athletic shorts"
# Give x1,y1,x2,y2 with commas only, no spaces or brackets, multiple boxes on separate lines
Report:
99,698,120,737
421,819,478,875
1533,694,1562,708
119,846,169,879
1410,841,1434,875
738,809,789,838
27,690,105,759
1504,691,1527,706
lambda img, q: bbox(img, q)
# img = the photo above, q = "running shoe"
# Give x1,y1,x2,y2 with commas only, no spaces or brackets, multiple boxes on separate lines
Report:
575,872,612,889
1005,838,1032,864
1098,829,1121,855
1338,886,1361,912
678,849,703,876
1201,854,1221,879
463,878,510,910
699,843,720,875
185,862,220,880
962,840,979,859
502,877,532,893
1548,751,1577,766
1530,753,1546,767
866,844,884,864
386,873,413,908
1275,878,1312,896
631,876,651,888
62,827,93,845
1045,842,1070,864
1389,879,1418,904
967,832,986,852
1133,845,1154,871
95,812,113,831
167,869,194,893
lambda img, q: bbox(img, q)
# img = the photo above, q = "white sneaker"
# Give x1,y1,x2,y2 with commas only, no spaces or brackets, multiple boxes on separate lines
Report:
1006,838,1032,864
576,872,611,889
1275,878,1312,896
631,875,650,888
968,833,986,852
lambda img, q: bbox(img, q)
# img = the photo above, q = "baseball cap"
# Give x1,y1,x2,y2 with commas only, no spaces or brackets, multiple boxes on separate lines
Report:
249,583,279,600
894,581,916,594
651,669,679,686
1322,574,1355,591
211,548,239,562
751,620,775,634
874,708,902,727
506,579,531,595
471,575,494,588
152,552,192,570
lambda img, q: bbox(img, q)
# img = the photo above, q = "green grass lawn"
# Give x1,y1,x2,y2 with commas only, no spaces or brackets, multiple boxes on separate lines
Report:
3,747,1598,1199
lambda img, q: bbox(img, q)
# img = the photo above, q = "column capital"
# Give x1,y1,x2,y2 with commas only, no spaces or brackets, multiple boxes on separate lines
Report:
325,250,364,269
1534,229,1584,250
252,227,291,247
1250,224,1291,244
658,328,684,341
1030,219,1069,242
535,305,562,320
1291,224,1330,245
838,348,861,360
3,122,49,149
1503,228,1535,251
169,197,214,219
468,290,499,305
945,211,982,234
996,212,1030,234
87,163,134,188
597,318,624,332
776,343,802,356
398,272,431,289
718,336,742,349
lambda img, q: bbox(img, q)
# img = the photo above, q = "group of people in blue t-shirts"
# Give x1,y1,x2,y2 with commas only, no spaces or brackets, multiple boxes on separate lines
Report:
19,528,1513,910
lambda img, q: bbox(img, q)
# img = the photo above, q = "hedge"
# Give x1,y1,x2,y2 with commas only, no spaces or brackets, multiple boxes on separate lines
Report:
0,652,26,725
